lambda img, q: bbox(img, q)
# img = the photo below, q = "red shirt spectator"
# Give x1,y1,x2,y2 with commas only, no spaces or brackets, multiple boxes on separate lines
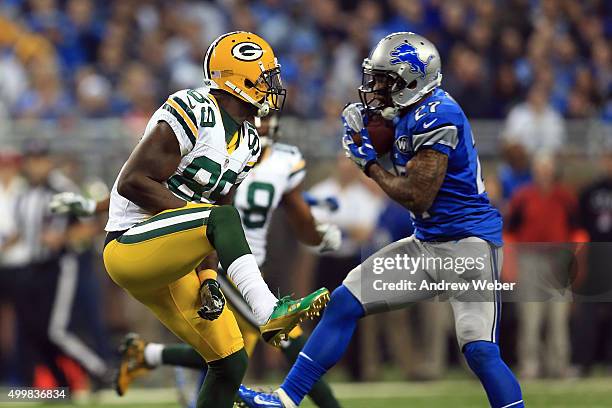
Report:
506,155,578,242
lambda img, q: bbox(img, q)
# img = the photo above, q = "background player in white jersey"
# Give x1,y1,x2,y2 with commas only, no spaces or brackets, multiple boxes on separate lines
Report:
51,114,343,407
98,31,329,408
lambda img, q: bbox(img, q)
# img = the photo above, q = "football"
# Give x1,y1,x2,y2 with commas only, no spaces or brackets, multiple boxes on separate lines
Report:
351,114,395,155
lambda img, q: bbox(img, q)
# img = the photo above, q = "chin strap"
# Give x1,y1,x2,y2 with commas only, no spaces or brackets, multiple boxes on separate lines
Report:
381,107,399,120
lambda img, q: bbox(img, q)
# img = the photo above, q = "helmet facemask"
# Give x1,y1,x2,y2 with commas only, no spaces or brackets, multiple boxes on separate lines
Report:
359,67,409,118
359,68,416,119
248,65,286,113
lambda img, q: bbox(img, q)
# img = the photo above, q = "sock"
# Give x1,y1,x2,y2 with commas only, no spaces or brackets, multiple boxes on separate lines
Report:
197,348,248,408
281,285,364,405
207,206,277,325
161,344,207,369
463,341,524,408
143,343,164,367
226,254,277,325
277,388,298,408
281,336,341,408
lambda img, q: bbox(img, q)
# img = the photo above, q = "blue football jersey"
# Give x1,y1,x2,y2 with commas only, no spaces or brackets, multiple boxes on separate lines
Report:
391,88,503,245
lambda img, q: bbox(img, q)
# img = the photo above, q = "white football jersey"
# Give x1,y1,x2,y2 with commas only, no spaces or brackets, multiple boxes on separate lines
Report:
234,143,306,266
106,87,261,231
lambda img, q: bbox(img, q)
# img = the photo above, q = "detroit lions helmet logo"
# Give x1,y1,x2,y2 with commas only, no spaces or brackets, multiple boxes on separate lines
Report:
389,43,434,78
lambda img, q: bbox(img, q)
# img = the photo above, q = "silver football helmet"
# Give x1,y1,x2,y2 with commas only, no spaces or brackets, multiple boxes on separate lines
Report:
359,32,442,119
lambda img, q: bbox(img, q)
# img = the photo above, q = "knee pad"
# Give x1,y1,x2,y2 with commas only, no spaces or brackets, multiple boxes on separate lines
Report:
327,285,365,321
456,313,488,348
463,341,500,372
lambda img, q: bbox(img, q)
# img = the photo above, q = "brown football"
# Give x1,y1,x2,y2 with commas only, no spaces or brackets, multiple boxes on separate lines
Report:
351,114,395,155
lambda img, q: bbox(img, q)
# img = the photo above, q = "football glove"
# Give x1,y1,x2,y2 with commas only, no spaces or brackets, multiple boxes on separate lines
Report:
197,279,225,321
323,196,340,212
314,222,342,253
342,103,378,174
342,102,367,133
302,192,340,212
49,192,97,216
342,130,378,174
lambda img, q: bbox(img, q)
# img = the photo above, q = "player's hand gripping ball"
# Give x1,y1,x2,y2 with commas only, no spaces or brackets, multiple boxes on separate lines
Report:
342,103,394,155
355,114,394,154
342,103,393,173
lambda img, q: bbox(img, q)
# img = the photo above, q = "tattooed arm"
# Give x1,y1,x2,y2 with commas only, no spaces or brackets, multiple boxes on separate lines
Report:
368,149,448,214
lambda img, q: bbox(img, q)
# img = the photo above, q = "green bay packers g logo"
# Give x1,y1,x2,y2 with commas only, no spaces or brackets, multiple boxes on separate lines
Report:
232,42,264,61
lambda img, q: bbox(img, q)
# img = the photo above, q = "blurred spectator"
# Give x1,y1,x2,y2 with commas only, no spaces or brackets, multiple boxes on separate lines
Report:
573,150,612,376
492,64,523,118
0,0,606,121
503,84,566,155
308,154,383,379
444,45,494,117
0,52,28,109
12,56,72,120
116,63,159,122
506,154,579,379
498,142,532,207
75,69,114,118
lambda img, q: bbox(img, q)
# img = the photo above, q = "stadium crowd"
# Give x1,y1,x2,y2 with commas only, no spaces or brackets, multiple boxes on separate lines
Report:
0,0,610,121
0,0,611,395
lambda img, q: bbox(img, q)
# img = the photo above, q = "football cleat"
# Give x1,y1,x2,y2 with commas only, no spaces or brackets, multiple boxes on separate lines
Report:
237,385,297,408
114,333,152,396
260,288,330,347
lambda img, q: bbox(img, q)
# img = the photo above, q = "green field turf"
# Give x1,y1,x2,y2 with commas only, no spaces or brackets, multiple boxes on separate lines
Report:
3,377,611,407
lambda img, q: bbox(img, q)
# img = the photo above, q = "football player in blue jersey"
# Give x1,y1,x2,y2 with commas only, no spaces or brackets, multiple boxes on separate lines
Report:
239,32,524,408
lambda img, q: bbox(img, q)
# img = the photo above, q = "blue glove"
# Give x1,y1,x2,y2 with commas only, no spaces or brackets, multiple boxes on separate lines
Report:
342,102,368,133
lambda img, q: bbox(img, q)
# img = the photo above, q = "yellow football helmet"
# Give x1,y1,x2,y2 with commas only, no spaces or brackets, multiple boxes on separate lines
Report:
203,31,286,117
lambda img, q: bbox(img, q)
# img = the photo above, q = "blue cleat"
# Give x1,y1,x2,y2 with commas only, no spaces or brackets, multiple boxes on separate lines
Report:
237,385,287,407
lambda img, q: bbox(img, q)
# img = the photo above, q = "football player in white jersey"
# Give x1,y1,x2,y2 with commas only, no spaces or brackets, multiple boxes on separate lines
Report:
51,115,342,407
91,32,329,408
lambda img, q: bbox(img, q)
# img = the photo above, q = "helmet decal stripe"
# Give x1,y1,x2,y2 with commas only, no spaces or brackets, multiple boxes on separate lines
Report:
203,31,240,79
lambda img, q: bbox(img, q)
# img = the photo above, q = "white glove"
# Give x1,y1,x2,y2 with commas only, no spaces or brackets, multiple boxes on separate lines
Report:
315,223,342,253
49,192,97,216
342,103,367,132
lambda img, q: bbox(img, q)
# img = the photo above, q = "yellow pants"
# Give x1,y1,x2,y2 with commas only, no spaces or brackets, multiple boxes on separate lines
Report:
103,203,244,362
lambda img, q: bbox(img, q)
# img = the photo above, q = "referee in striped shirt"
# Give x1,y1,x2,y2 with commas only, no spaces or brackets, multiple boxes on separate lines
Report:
11,139,110,388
